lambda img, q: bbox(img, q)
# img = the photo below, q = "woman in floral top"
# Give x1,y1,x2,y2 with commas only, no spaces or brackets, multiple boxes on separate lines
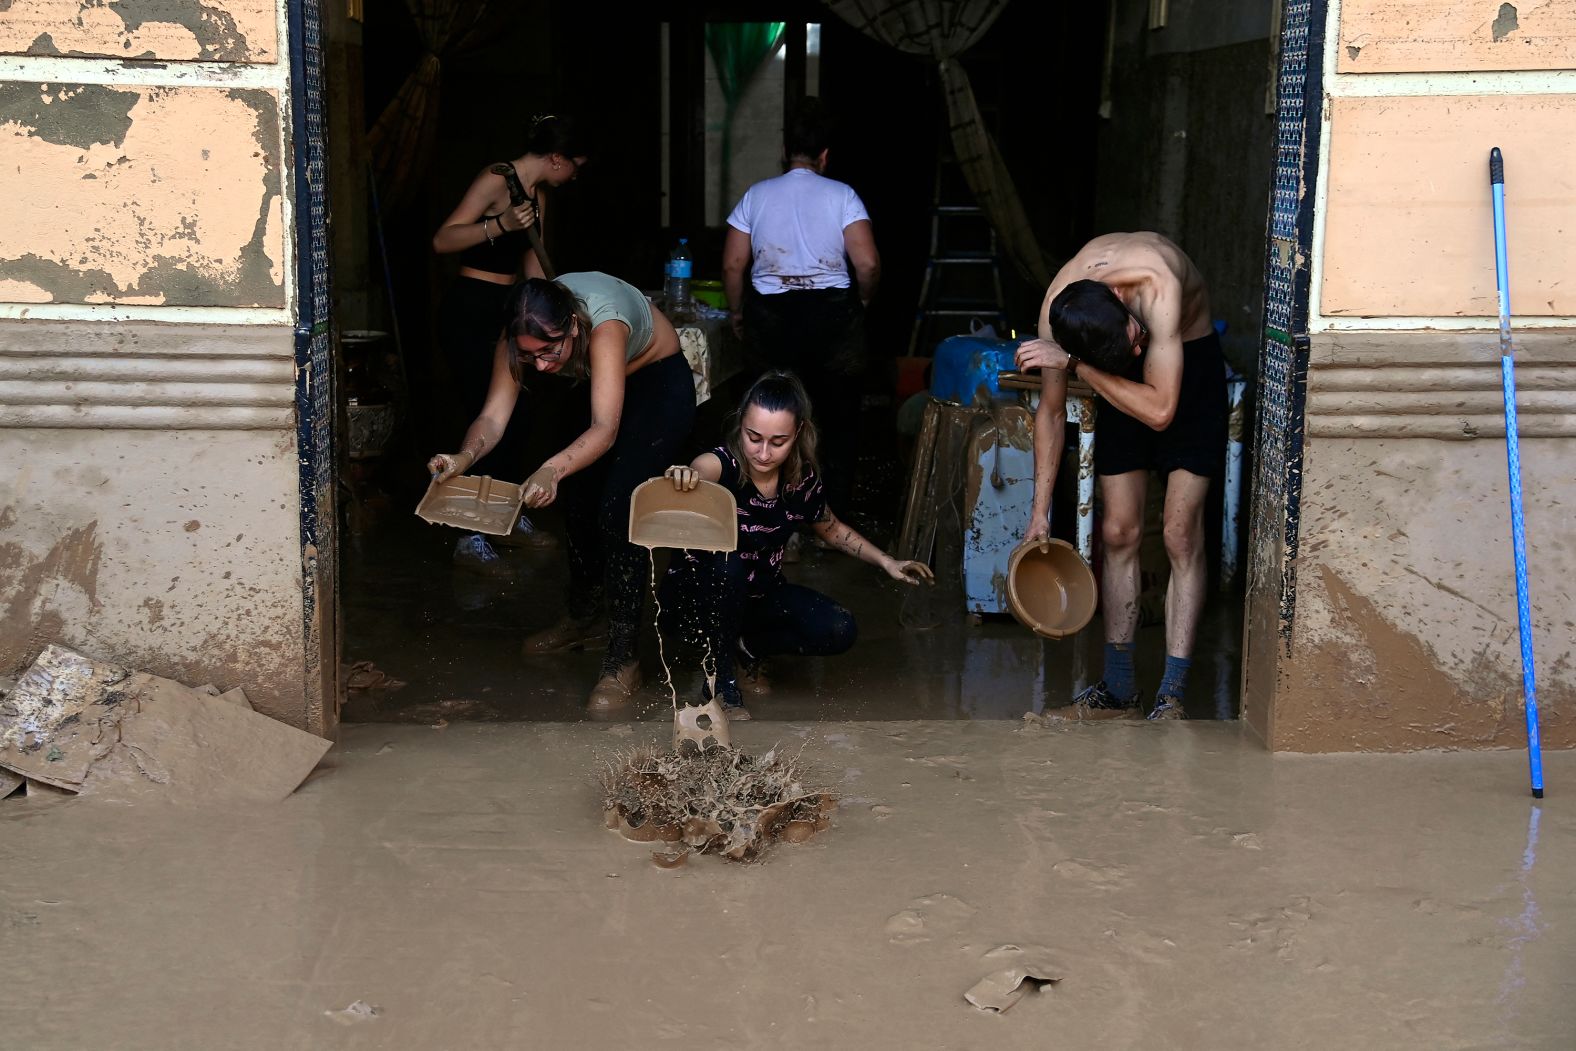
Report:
659,371,931,719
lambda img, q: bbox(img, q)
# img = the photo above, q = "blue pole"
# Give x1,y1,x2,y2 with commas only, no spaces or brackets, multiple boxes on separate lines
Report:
1490,147,1544,799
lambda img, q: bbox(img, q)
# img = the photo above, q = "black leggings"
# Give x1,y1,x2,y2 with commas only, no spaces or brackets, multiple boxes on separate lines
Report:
558,353,696,670
659,550,858,705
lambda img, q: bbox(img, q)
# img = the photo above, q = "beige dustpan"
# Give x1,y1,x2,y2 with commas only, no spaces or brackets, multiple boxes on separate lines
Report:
415,474,524,536
628,478,737,552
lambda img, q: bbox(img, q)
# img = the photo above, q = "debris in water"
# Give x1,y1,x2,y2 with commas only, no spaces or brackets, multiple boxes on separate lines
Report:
0,644,330,800
324,1000,382,1025
651,847,689,868
599,744,834,862
343,660,406,694
964,946,1064,1013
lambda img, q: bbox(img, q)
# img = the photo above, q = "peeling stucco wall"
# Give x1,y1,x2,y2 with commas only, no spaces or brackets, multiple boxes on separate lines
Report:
0,0,278,63
1338,0,1576,73
0,83,284,307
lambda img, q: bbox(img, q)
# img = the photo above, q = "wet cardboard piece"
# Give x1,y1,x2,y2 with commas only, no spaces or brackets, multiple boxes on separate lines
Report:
628,478,737,553
415,474,524,536
0,645,330,800
0,644,133,789
964,946,1064,1013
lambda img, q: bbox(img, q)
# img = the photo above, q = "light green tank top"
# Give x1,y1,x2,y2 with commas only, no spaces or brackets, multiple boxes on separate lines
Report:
556,272,654,362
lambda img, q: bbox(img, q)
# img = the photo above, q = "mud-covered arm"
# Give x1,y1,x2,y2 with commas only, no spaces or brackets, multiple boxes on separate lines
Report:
427,337,521,480
1075,291,1184,431
812,507,933,585
1028,367,1068,543
528,324,628,507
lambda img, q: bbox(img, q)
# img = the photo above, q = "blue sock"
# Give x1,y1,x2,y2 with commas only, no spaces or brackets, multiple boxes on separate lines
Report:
1159,655,1192,700
1103,643,1136,700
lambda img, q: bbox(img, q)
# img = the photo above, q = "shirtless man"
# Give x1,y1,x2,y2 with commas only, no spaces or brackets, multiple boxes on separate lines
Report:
1015,232,1226,720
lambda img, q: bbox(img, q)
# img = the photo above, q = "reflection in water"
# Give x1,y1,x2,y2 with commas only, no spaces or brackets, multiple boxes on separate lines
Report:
344,513,1244,723
1497,805,1543,1014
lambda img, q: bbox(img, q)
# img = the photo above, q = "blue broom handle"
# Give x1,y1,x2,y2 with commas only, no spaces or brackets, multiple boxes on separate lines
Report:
1491,146,1544,797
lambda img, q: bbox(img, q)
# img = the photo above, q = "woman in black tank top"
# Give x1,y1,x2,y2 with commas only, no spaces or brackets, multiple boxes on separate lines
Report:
429,115,590,573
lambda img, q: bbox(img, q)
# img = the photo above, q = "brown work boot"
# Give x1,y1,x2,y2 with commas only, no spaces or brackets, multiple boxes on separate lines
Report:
521,614,607,656
586,662,642,714
739,662,771,696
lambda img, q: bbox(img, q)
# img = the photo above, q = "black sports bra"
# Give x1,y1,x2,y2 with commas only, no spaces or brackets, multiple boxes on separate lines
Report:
456,163,539,277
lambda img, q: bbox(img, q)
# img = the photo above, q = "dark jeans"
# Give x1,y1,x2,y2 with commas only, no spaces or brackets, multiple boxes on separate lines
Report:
558,353,696,670
743,286,865,517
659,550,858,705
438,275,530,483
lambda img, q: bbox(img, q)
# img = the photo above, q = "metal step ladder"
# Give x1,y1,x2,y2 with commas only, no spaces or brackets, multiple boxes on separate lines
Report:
905,162,1011,358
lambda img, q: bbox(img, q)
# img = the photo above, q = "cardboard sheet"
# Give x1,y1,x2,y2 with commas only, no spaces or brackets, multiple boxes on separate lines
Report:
0,645,330,801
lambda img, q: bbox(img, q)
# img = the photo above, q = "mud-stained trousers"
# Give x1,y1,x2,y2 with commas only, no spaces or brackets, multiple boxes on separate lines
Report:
558,352,696,672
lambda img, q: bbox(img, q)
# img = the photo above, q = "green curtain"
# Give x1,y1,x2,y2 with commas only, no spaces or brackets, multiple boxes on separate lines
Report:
705,22,786,224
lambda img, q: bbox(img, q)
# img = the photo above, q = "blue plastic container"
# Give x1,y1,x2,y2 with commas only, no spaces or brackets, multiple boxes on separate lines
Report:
927,334,1025,405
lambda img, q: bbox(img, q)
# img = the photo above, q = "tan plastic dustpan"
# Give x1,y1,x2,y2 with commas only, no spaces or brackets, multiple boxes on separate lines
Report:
1006,539,1097,639
628,478,737,552
415,474,524,536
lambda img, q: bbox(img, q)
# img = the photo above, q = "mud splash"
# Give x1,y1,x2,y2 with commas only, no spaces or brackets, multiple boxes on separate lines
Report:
599,742,834,861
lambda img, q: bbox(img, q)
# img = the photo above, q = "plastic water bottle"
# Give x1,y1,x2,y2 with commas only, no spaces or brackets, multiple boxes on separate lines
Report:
665,237,693,319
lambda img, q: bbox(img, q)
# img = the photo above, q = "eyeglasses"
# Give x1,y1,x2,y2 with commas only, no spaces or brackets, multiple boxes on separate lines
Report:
515,331,570,365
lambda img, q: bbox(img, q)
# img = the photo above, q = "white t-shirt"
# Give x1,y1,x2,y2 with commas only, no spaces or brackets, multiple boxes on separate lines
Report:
726,168,870,295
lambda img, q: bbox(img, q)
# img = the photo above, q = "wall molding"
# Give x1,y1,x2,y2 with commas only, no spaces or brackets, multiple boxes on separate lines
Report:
0,319,295,430
1308,330,1576,438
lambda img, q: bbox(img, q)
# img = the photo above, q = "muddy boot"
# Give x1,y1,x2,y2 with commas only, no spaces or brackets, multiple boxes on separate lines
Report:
1147,693,1187,721
521,613,607,655
495,513,560,551
1072,680,1141,721
736,638,771,696
453,534,513,579
586,661,642,715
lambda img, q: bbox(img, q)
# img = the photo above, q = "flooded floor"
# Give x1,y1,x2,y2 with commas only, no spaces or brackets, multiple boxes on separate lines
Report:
4,721,1571,1048
341,510,1243,724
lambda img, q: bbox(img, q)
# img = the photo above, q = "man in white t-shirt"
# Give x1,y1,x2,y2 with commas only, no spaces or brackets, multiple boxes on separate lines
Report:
722,97,881,517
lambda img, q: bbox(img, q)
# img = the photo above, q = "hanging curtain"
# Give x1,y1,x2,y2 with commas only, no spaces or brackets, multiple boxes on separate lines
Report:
820,0,1051,288
705,22,786,224
366,0,494,213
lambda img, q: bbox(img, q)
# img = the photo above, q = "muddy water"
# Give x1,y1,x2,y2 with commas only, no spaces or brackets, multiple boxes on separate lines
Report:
3,722,1572,1047
342,513,1243,723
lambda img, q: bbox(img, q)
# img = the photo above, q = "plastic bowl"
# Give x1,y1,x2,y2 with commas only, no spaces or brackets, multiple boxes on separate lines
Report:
1006,539,1097,639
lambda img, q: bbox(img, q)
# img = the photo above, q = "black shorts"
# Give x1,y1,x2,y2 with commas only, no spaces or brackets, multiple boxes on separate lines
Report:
1093,330,1228,478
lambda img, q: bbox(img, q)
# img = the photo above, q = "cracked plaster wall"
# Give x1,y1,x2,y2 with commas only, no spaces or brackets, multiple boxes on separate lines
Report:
0,82,284,307
0,0,277,63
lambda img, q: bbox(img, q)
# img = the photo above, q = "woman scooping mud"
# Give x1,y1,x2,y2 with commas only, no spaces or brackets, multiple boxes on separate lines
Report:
428,274,695,713
431,114,589,574
657,371,932,721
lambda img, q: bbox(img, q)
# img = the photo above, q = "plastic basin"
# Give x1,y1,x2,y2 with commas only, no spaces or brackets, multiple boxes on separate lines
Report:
1006,539,1097,639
